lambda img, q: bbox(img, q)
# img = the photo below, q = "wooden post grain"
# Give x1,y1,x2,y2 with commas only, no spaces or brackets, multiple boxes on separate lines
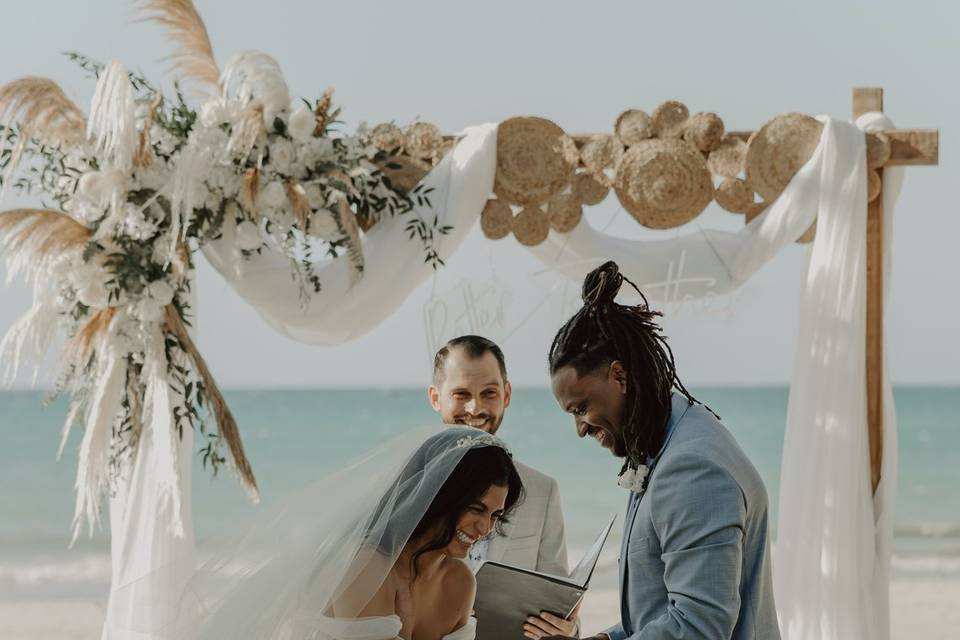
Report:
853,87,885,495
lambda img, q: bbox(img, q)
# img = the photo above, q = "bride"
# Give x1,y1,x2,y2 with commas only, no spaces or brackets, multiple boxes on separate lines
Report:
116,425,523,640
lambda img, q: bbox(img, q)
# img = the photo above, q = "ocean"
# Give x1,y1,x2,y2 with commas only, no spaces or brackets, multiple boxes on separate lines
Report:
1,386,958,600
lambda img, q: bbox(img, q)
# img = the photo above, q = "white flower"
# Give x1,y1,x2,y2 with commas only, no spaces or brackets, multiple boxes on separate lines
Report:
224,200,243,223
147,280,175,306
72,263,110,309
263,205,295,227
76,171,104,201
617,464,650,494
308,208,342,242
287,106,315,142
235,220,263,251
260,180,287,208
303,136,334,164
302,184,324,208
129,297,165,324
135,163,169,191
268,137,296,174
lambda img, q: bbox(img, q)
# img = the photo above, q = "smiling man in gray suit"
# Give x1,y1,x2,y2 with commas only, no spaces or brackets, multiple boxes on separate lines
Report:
429,335,579,639
545,262,779,640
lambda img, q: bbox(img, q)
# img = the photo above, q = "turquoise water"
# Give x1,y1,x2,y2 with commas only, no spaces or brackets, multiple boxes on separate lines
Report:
1,387,958,598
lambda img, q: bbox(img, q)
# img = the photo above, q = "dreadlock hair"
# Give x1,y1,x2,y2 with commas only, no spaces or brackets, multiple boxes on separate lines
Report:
548,260,710,464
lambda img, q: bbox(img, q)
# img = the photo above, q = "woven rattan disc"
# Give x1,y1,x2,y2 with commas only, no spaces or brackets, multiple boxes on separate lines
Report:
512,204,550,246
613,138,713,229
614,109,652,146
744,202,768,224
574,172,610,205
579,134,624,180
868,168,882,202
745,113,823,201
715,177,753,214
404,122,444,160
707,135,747,178
684,112,725,154
480,199,513,240
370,122,405,152
866,132,891,169
796,221,816,244
495,117,579,206
650,101,690,138
375,155,430,193
548,192,583,233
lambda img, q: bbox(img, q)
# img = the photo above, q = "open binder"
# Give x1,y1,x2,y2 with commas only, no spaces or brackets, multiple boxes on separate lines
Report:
474,515,617,640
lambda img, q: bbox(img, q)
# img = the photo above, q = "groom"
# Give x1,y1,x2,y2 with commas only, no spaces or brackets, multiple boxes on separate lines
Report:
544,262,780,640
429,335,579,639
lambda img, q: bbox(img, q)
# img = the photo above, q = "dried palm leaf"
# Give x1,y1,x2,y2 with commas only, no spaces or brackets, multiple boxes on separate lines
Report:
137,0,220,95
0,208,90,284
284,179,311,230
0,77,86,188
164,305,259,501
241,167,260,213
335,198,364,284
134,95,162,168
313,87,334,136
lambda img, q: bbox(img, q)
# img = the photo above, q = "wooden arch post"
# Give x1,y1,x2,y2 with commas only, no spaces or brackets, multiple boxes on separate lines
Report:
852,87,939,494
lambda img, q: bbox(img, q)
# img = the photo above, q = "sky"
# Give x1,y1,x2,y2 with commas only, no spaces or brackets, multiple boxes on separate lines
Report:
0,0,956,388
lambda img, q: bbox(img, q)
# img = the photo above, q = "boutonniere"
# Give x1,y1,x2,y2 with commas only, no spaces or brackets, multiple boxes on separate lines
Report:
617,462,650,494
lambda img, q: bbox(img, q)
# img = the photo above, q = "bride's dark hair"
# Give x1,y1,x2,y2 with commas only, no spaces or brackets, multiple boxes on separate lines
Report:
397,445,522,578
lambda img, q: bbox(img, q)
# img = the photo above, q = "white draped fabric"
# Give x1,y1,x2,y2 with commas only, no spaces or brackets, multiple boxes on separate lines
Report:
773,114,902,640
103,414,195,639
201,124,498,345
107,115,902,638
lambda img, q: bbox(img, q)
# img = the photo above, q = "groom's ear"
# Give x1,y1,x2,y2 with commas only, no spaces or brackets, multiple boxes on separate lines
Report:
503,380,513,408
428,385,441,411
609,361,628,394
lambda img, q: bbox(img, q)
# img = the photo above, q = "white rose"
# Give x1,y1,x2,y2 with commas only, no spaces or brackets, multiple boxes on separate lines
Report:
147,280,175,306
308,209,343,242
77,171,104,201
305,137,334,163
224,200,243,222
76,279,109,309
131,297,165,324
263,206,295,227
268,138,296,174
287,106,316,142
260,180,287,208
303,184,324,209
235,220,262,251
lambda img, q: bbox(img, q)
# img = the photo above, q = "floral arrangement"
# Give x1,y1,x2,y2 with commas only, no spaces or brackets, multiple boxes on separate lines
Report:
0,0,449,540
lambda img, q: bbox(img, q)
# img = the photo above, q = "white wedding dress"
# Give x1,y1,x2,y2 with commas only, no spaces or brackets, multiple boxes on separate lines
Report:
107,426,503,640
315,615,476,640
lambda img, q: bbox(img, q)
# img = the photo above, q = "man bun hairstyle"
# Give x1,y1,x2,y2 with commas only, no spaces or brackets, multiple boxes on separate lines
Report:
548,260,710,462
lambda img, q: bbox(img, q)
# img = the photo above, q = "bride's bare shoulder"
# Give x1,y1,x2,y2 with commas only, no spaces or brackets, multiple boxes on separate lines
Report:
441,558,476,619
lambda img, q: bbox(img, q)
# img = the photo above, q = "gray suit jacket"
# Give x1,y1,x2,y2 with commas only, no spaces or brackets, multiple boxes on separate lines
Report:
606,394,780,640
487,461,569,577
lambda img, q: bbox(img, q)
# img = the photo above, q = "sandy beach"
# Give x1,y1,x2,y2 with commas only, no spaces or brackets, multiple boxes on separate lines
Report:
2,577,957,639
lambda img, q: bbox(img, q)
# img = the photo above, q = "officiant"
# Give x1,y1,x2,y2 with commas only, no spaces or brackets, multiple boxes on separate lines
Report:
428,335,580,639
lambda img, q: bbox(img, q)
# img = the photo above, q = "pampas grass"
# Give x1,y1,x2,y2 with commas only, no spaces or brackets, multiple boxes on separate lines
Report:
0,77,86,189
137,0,220,95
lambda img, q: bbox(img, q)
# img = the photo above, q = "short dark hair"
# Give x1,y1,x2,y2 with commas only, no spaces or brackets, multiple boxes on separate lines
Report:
433,335,508,385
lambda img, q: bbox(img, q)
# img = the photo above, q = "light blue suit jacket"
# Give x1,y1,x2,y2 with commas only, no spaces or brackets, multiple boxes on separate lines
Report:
605,394,780,640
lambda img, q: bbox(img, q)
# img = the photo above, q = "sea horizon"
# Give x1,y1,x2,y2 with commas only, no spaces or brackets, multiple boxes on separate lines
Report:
2,386,958,600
